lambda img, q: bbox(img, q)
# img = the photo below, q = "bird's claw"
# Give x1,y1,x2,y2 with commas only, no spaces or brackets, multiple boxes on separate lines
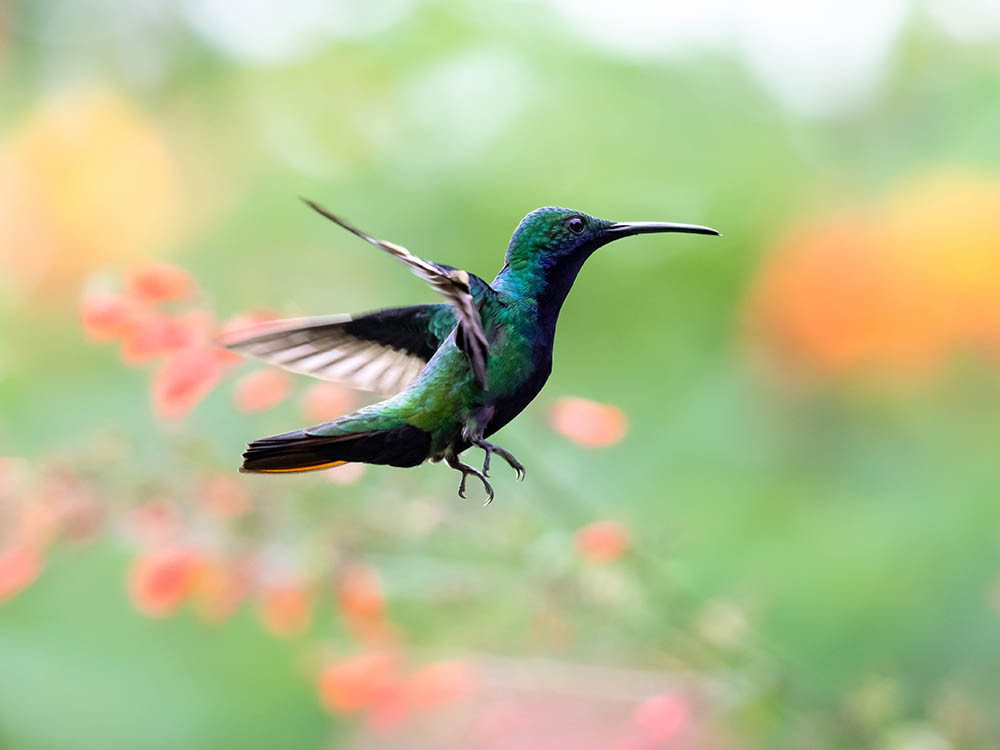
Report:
447,454,494,504
458,470,493,504
478,441,526,482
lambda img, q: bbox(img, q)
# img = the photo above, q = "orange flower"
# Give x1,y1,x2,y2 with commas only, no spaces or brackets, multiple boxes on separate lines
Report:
301,382,356,422
127,547,200,617
126,261,192,304
0,542,42,604
200,475,251,519
258,582,312,637
365,677,412,733
406,660,475,710
575,521,630,563
150,347,226,420
549,397,628,447
745,172,1000,381
317,651,401,714
119,311,209,365
632,693,691,745
119,315,178,364
337,563,390,641
234,369,292,413
745,217,888,376
192,558,245,624
79,290,135,341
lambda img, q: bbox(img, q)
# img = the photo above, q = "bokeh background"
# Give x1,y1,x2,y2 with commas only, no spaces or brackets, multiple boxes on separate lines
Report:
2,1,1000,748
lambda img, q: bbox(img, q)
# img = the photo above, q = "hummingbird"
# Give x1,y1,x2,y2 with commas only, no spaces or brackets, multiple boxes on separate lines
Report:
224,202,719,503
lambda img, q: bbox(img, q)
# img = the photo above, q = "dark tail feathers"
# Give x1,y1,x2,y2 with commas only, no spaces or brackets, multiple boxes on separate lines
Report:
240,425,431,474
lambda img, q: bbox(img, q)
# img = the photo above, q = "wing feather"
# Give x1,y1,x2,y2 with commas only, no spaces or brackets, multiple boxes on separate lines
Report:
302,200,491,388
222,307,450,396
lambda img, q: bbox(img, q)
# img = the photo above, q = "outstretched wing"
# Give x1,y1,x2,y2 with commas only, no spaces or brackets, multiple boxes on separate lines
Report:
303,200,491,388
222,305,457,396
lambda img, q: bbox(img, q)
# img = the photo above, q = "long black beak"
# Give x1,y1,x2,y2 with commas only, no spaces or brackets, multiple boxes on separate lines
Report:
606,221,721,237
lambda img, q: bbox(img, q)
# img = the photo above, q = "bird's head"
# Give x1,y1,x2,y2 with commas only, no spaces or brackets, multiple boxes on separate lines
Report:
504,206,719,276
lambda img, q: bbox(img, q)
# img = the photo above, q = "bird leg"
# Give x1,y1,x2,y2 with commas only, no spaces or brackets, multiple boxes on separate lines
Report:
474,439,525,481
459,406,524,481
445,450,495,505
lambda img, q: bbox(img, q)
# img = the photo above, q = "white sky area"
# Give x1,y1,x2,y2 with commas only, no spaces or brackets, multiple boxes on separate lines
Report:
924,0,1000,39
550,0,911,115
547,0,1000,115
180,0,417,62
174,0,1000,117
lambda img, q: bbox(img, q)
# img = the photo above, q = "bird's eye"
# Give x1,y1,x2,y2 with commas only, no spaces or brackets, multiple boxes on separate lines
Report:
567,216,586,234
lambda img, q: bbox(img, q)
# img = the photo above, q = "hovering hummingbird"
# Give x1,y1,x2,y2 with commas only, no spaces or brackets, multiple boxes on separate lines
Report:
224,202,719,503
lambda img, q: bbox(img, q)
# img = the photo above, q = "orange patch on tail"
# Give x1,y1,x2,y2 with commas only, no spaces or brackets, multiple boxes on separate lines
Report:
247,460,347,474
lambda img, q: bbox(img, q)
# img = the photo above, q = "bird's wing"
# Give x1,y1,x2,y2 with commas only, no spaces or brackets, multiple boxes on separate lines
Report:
303,200,491,388
221,304,456,396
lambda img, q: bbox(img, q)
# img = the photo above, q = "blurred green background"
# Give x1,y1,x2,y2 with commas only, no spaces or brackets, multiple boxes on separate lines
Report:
2,1,1000,748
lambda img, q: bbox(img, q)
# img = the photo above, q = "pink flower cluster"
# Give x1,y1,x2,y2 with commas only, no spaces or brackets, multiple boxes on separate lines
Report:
80,261,356,422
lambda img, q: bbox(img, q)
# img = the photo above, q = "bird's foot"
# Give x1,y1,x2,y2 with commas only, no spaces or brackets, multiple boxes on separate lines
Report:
445,453,495,505
477,440,525,481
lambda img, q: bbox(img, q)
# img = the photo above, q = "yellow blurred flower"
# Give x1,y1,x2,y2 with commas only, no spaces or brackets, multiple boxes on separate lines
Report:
0,89,178,303
745,171,1000,382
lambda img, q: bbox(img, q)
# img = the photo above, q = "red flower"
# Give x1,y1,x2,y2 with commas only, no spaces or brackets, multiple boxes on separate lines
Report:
128,547,200,617
234,369,291,413
575,521,630,563
336,563,396,642
337,563,385,626
80,290,135,341
0,542,42,604
126,261,192,304
258,582,312,637
318,655,472,731
549,397,628,447
150,347,226,420
192,558,245,624
119,311,209,365
365,677,412,733
317,651,401,714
